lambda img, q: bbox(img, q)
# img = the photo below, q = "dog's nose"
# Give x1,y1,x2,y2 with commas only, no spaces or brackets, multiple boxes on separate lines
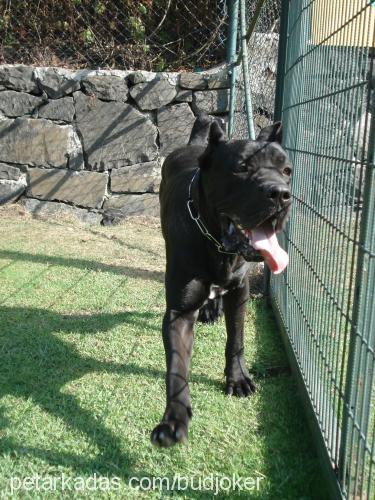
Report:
267,185,291,205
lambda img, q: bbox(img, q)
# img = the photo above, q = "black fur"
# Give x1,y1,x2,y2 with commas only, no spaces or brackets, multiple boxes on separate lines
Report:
151,114,292,447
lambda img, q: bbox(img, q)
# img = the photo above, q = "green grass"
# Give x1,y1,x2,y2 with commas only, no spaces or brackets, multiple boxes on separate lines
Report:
0,206,324,499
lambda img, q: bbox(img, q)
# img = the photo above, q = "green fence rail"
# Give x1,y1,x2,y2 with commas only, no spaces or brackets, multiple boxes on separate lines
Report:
228,0,375,498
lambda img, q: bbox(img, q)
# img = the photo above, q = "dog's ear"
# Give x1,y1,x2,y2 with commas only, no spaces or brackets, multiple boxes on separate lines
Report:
213,117,227,136
209,119,227,145
257,121,282,144
199,120,227,169
188,113,213,146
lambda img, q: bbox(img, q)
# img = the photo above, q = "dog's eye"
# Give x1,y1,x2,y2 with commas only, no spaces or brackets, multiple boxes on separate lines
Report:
283,167,292,176
238,160,250,172
237,161,248,172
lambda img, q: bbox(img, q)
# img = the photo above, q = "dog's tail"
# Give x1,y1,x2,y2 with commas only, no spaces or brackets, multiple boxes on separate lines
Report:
198,297,224,323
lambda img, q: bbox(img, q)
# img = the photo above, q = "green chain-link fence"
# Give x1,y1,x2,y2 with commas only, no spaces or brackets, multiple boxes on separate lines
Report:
229,0,281,139
0,0,228,71
229,0,375,498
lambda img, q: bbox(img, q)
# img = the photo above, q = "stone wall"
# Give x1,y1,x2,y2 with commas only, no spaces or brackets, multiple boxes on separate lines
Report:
0,65,230,224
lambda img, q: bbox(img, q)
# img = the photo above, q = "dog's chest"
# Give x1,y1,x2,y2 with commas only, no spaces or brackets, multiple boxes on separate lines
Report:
209,259,250,295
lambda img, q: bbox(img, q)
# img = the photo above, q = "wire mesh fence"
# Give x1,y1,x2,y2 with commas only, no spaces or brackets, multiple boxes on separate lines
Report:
268,1,374,498
0,0,228,71
230,0,281,140
229,0,374,498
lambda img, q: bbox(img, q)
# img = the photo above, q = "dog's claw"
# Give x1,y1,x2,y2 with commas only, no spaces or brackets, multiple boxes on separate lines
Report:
226,376,256,398
235,385,244,397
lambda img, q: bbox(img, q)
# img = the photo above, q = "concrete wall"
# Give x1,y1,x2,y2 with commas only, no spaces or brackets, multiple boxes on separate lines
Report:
0,65,230,224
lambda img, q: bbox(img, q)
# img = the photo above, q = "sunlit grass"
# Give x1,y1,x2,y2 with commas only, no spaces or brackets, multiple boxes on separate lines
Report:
0,206,323,499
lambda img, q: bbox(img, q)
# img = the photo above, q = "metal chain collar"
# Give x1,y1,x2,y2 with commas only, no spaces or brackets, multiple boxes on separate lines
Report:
186,168,237,255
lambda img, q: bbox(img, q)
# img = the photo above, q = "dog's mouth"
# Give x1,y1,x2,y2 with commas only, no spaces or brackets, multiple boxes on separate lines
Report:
221,211,289,274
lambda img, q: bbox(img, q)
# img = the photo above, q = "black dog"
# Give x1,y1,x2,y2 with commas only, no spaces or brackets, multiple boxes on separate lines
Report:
151,114,292,447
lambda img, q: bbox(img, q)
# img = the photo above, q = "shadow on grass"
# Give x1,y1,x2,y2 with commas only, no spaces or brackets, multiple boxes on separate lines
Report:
86,227,162,258
24,218,162,259
0,250,164,282
252,299,325,500
0,300,322,497
0,307,159,479
0,305,222,491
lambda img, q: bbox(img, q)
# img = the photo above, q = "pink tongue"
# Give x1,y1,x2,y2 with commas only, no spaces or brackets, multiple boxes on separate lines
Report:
248,224,289,274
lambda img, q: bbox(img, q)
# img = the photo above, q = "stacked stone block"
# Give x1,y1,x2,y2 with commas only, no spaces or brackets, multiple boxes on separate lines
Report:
0,65,230,224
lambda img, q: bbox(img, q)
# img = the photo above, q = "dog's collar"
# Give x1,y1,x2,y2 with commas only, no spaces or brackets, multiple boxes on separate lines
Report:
187,168,237,255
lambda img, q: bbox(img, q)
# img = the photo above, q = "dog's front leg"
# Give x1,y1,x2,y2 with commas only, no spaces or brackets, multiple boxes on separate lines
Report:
223,280,256,397
151,308,197,447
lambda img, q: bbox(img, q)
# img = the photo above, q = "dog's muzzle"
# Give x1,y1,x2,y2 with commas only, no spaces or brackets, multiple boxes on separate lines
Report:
220,206,290,274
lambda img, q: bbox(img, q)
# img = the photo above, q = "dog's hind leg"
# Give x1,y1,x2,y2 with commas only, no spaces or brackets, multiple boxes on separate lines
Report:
223,279,256,397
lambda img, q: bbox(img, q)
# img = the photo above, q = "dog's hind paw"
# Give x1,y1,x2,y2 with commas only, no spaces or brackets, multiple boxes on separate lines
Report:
151,420,188,447
198,297,224,324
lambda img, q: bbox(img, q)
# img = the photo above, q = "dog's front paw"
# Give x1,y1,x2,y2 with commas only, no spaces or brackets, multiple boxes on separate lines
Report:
151,402,191,447
151,420,188,447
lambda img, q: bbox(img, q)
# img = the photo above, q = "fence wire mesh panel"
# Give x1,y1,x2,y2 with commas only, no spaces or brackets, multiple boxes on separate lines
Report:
268,0,375,498
230,0,281,140
0,0,227,71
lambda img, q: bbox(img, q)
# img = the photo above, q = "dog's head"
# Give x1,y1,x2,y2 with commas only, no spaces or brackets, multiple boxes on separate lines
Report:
199,119,292,272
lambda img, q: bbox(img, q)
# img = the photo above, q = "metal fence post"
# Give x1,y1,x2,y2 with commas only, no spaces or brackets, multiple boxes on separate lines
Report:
227,0,239,139
239,0,256,140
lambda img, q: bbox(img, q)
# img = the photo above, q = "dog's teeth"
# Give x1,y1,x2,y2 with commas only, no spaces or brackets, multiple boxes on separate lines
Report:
235,223,244,233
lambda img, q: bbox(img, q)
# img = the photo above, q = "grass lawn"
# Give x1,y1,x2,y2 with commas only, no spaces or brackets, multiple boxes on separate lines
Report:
0,205,324,499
